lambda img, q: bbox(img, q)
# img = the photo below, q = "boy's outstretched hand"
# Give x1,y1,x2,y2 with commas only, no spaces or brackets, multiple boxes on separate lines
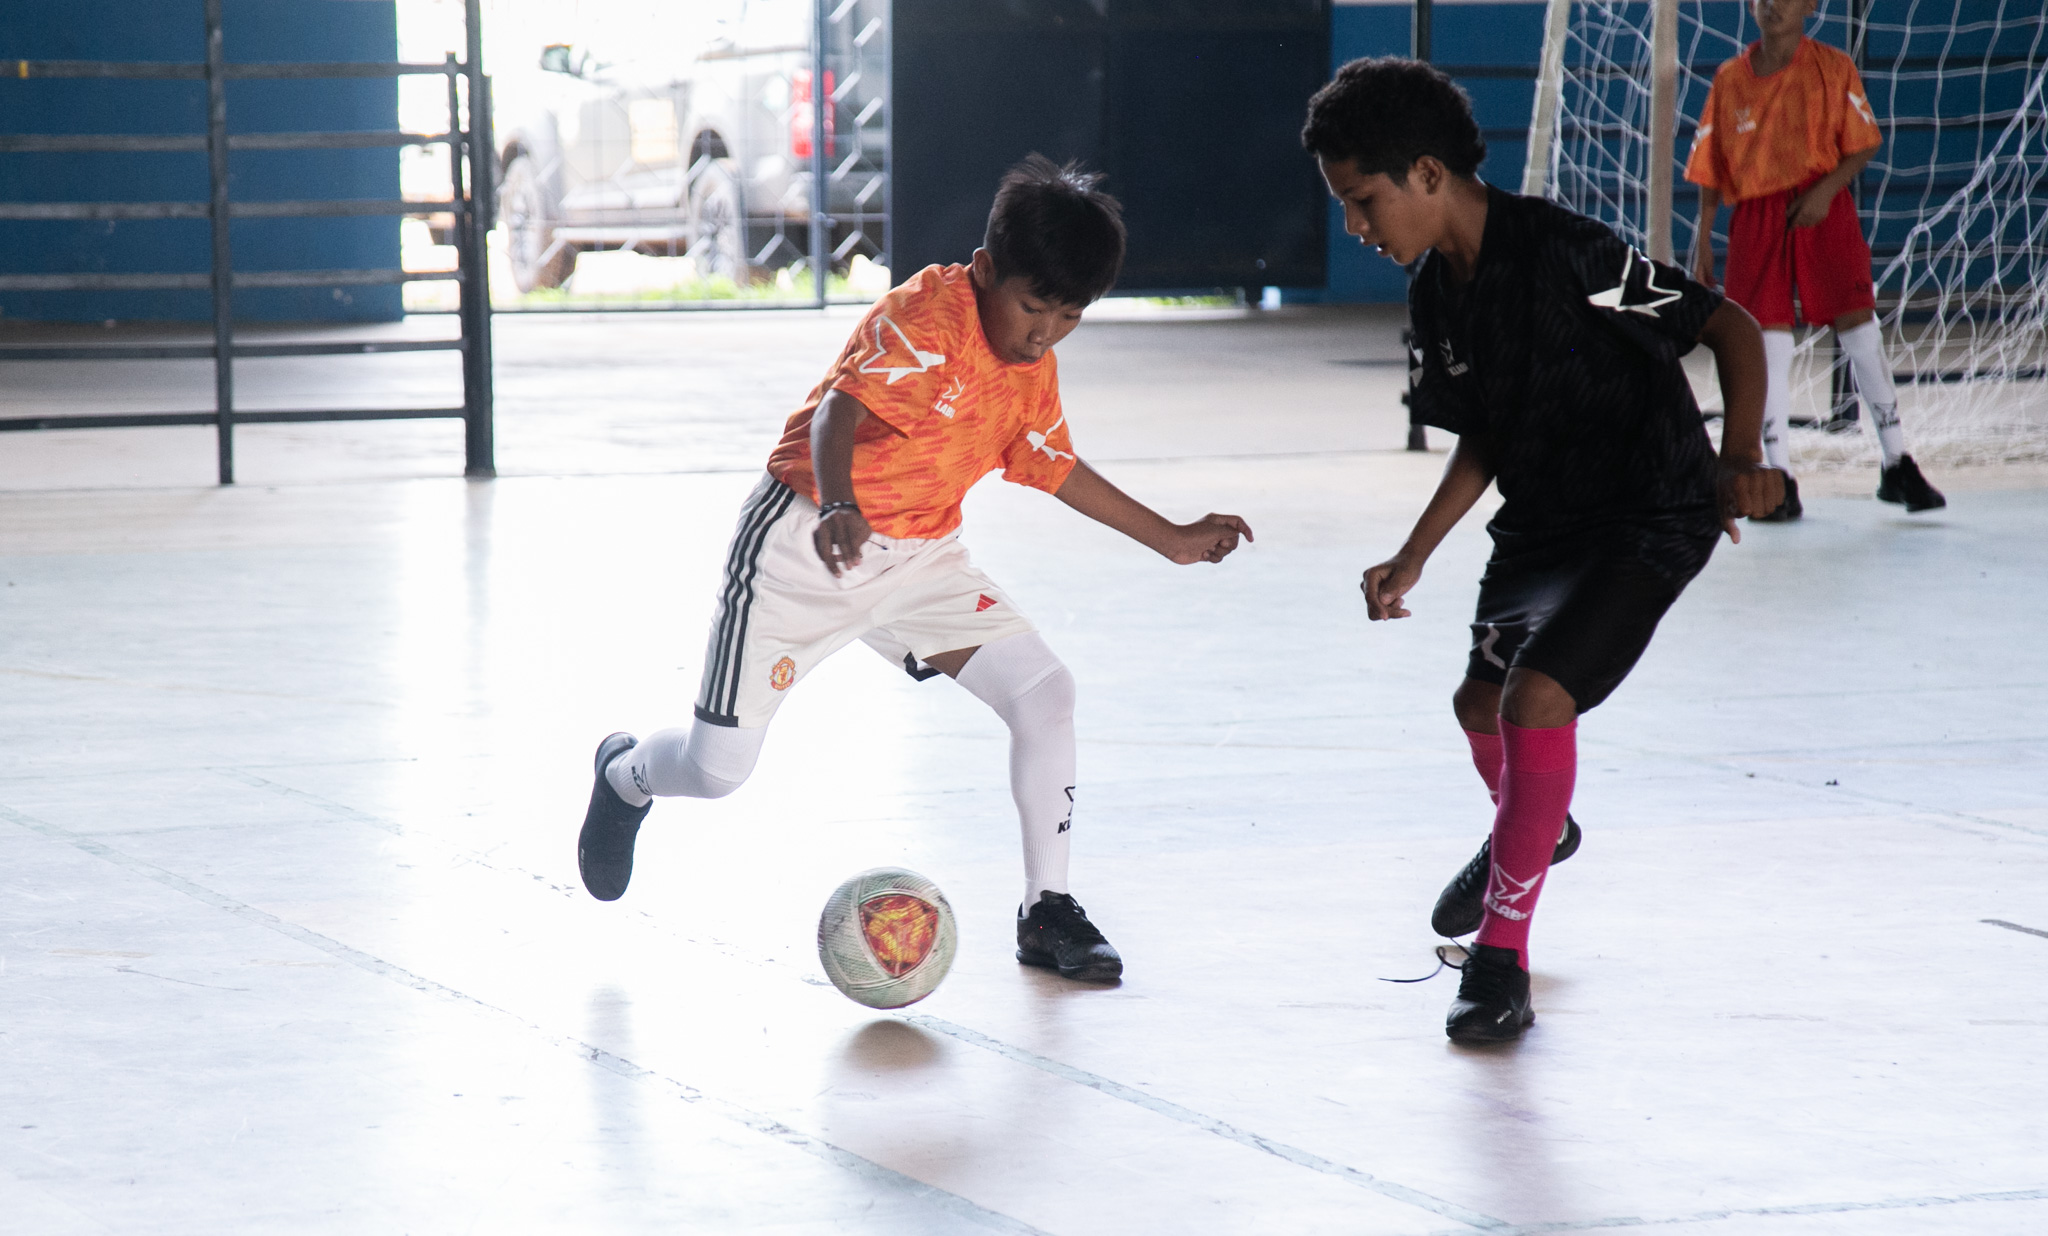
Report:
1160,513,1254,564
1360,552,1422,620
1718,462,1786,542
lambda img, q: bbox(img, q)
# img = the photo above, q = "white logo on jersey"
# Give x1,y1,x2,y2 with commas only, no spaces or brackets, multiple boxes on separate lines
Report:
1587,246,1682,317
1027,414,1075,462
1848,90,1876,127
857,314,946,385
1439,337,1469,377
932,375,964,418
1478,623,1507,669
1734,105,1757,135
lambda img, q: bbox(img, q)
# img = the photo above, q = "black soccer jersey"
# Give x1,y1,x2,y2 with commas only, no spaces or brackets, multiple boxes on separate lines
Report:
1408,186,1726,574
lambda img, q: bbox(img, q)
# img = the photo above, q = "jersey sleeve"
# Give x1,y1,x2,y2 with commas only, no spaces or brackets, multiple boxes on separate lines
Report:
1683,75,1726,189
825,280,961,435
1404,275,1485,436
998,379,1079,495
1838,60,1883,156
1563,219,1724,360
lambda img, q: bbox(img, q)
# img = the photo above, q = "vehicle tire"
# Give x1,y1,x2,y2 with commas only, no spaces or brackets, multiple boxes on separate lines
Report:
500,154,575,292
688,158,750,283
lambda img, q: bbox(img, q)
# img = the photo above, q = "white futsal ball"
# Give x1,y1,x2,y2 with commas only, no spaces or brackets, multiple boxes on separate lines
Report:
816,867,958,1009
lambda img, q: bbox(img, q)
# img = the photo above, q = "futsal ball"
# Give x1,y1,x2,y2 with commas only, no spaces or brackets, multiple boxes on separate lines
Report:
816,867,958,1009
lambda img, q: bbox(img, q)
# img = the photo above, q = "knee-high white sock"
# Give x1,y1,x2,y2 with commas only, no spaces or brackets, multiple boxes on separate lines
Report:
606,719,766,806
1836,319,1906,467
1761,329,1795,474
955,632,1076,909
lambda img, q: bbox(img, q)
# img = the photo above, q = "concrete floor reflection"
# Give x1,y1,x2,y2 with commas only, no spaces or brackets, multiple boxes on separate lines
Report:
1,308,2045,1233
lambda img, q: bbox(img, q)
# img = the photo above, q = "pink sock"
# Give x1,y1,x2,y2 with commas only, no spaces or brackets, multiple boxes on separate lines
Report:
1462,727,1503,804
1472,718,1577,970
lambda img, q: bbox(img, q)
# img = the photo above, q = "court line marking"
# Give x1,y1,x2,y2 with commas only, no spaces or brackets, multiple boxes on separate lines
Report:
161,767,1513,1230
1421,1185,2048,1235
0,803,1052,1236
908,1013,1506,1231
1984,917,2048,940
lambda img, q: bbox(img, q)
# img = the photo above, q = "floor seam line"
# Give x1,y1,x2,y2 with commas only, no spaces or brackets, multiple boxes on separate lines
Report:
907,1013,1506,1231
0,801,1054,1236
1423,1184,2048,1234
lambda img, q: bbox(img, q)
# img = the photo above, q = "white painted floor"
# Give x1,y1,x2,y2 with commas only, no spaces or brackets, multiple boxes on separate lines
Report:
1,307,2044,1234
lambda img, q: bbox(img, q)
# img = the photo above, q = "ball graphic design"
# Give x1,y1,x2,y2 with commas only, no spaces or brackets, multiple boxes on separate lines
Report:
817,868,958,1009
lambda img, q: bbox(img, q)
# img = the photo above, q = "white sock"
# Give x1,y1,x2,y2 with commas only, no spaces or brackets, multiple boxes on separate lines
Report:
1836,319,1906,467
954,632,1076,909
606,719,766,806
1761,329,1795,474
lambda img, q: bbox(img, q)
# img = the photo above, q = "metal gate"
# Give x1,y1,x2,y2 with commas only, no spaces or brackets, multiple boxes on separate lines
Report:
0,0,494,484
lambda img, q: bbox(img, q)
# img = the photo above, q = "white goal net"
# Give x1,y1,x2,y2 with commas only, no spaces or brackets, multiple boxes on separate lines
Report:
1529,0,2048,468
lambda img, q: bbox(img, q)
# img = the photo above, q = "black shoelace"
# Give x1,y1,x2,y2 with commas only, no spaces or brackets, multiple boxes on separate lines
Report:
1379,943,1471,985
1035,893,1106,946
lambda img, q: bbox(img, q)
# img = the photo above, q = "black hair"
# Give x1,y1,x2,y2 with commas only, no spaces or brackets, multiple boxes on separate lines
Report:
983,154,1127,306
1300,57,1487,185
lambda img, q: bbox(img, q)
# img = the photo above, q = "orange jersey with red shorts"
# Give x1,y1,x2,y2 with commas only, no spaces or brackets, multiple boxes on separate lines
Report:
767,264,1077,540
1684,37,1881,203
1686,38,1883,327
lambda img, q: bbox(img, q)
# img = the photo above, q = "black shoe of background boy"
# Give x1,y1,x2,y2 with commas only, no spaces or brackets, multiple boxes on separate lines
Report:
1446,944,1535,1044
1017,892,1124,982
1431,814,1582,938
578,732,651,902
1877,453,1946,512
1751,473,1803,522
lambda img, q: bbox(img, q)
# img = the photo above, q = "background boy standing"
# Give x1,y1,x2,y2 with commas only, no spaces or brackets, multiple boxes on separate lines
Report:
575,157,1251,983
1687,0,1945,518
1304,58,1780,1044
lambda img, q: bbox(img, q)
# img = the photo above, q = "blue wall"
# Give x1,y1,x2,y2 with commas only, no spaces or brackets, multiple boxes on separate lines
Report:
1316,1,1548,304
0,0,401,323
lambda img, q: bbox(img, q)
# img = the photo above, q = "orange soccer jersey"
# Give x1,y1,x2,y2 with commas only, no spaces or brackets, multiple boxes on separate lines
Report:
1684,37,1882,203
767,263,1077,541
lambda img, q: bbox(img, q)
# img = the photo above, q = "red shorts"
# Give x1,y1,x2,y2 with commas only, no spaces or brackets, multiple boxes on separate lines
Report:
1723,177,1876,328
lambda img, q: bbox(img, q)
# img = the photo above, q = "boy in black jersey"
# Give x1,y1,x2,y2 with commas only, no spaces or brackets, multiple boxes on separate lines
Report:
1303,59,1783,1043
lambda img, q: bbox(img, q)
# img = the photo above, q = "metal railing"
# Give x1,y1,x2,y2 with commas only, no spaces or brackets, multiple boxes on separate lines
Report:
0,0,494,483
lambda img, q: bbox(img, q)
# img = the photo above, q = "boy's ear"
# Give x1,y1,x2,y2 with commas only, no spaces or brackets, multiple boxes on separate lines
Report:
1413,156,1447,195
969,248,994,288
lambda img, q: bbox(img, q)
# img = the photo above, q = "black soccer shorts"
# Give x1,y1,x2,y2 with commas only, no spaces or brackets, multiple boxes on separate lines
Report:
1464,526,1717,713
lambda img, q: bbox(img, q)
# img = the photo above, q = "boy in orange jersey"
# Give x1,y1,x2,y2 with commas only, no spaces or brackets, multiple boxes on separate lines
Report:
1687,0,1945,518
574,156,1252,982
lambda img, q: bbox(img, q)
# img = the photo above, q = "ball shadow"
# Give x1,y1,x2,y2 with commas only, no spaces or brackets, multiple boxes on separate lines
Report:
839,1018,943,1072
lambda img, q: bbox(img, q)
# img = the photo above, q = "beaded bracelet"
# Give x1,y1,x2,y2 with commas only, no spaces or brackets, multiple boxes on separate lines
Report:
817,501,862,519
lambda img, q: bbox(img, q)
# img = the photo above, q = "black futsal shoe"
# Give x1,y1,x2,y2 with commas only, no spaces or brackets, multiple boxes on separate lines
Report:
1752,473,1803,522
1017,892,1124,982
1877,454,1946,512
578,732,651,902
1446,944,1535,1044
1431,814,1582,939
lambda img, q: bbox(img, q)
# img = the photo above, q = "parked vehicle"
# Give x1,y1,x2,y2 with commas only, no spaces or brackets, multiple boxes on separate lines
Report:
492,0,887,293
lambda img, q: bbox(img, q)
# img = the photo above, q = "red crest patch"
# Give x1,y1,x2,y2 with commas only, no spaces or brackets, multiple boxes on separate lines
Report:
768,656,796,691
975,594,997,612
859,893,939,976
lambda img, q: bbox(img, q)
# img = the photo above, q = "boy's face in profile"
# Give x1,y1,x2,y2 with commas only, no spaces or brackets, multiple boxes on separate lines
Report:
1753,0,1815,38
969,248,1086,365
1319,156,1445,266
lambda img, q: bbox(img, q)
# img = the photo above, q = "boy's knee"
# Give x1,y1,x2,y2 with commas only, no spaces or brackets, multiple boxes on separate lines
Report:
1453,677,1501,730
1499,668,1577,729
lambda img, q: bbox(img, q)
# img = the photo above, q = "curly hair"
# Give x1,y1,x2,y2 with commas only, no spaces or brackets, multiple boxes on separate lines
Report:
1301,57,1487,185
984,154,1127,306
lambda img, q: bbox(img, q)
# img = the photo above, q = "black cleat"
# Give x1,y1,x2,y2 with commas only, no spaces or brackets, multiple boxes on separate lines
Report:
1876,453,1946,512
1751,473,1803,522
1017,892,1123,982
1431,814,1581,939
578,732,651,902
1446,943,1535,1044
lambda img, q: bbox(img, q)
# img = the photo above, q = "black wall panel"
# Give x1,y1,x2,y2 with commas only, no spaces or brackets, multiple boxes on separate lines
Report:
893,0,1329,291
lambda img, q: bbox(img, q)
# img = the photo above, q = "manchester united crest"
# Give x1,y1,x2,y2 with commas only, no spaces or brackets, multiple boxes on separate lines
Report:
768,655,796,691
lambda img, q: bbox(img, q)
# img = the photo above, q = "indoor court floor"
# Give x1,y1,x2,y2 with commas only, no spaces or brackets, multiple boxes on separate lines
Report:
1,306,2044,1234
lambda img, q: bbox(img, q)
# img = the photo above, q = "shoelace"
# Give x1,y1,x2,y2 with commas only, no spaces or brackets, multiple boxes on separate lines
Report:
1035,894,1107,946
1379,943,1471,985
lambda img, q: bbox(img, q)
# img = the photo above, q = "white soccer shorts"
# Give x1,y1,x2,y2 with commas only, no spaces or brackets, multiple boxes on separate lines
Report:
693,473,1039,728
